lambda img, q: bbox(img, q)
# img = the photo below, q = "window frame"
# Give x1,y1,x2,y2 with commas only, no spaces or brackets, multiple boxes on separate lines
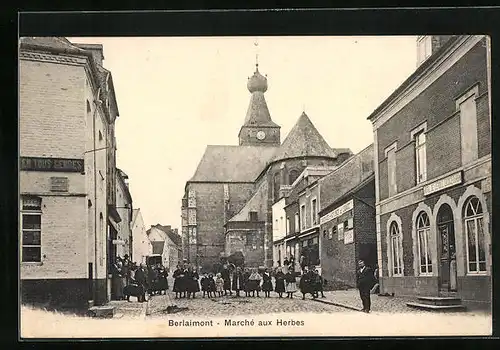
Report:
311,197,318,226
384,142,398,197
463,196,487,275
294,212,299,233
411,122,428,185
300,204,306,230
21,196,42,263
416,212,433,276
389,221,403,276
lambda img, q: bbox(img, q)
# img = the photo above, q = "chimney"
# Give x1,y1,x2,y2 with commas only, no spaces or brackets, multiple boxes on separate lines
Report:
75,43,104,66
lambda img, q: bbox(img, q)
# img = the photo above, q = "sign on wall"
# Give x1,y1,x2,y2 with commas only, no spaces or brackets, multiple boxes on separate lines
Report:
50,177,69,192
423,171,463,196
344,229,354,244
20,157,84,173
320,199,354,225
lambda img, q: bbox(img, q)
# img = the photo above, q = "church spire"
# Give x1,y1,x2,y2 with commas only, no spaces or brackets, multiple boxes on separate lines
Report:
238,50,281,147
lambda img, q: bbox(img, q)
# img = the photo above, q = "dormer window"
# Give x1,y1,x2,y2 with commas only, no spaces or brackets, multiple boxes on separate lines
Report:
417,36,433,66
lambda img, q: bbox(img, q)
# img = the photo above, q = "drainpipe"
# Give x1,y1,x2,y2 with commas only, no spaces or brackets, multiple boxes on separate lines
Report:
93,91,103,303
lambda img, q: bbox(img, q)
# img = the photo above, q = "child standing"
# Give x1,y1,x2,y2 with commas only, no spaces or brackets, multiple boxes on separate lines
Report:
200,273,209,298
284,269,297,298
208,273,217,298
215,273,224,297
274,267,286,298
261,268,273,298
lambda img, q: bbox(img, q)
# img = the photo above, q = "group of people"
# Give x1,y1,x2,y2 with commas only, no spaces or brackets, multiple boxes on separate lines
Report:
111,255,169,303
170,260,326,300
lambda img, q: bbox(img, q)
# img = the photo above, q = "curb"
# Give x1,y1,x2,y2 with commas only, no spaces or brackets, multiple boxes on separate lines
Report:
292,294,361,312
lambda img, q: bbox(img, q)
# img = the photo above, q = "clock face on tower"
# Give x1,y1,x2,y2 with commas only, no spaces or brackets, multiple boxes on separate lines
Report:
256,130,266,140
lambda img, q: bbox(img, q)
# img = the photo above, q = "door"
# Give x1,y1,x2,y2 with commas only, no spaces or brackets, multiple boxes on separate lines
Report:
437,204,457,292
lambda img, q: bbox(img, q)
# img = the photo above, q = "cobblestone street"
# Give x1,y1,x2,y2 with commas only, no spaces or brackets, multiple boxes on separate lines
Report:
147,290,350,318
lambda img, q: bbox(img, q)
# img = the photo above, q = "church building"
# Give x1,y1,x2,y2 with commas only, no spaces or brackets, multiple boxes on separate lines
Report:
182,63,352,271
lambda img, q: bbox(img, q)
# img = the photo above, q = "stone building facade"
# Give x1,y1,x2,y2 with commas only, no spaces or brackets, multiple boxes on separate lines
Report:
368,35,491,308
19,37,120,307
182,63,352,271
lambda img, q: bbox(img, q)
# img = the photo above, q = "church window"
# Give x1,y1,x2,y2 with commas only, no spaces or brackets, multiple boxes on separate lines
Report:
289,169,300,185
273,172,280,202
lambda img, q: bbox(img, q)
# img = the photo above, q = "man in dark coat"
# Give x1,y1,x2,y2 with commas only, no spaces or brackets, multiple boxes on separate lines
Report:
221,264,232,296
356,260,375,313
134,263,148,302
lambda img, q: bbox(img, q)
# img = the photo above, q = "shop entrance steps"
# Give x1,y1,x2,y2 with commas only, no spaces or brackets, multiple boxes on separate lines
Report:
406,296,466,312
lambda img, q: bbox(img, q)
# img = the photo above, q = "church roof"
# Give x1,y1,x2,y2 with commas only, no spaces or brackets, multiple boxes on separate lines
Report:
272,112,337,162
242,92,280,128
189,145,278,182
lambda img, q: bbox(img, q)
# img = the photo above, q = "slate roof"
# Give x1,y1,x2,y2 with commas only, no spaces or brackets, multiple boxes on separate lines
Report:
189,145,278,182
242,92,280,128
19,37,85,52
272,112,337,162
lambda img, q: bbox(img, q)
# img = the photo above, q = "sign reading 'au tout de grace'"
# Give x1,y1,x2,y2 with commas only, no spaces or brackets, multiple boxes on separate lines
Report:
320,199,354,225
423,171,463,196
20,157,84,173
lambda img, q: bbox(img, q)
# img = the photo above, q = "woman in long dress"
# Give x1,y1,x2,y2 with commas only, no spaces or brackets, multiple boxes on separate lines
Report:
186,266,200,299
112,260,125,300
172,265,183,298
274,267,286,298
261,268,273,297
284,269,297,298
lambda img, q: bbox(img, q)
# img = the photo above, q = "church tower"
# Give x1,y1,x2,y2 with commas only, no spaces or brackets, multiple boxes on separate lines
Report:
238,63,281,146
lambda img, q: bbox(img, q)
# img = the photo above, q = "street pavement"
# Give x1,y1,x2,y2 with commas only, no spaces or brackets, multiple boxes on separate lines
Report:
107,299,147,319
147,290,350,318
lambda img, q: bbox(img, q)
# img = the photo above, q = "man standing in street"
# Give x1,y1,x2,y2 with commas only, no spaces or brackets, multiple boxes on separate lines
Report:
356,260,374,313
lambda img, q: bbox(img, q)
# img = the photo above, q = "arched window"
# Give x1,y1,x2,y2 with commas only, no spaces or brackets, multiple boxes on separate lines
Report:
463,196,486,273
289,169,300,185
416,212,432,274
273,172,280,202
390,222,403,276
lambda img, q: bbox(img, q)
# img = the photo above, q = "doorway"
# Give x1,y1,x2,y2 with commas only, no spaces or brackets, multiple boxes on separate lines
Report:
437,204,457,292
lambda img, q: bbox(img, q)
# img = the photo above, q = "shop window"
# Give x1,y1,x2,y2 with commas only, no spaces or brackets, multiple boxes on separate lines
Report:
390,221,403,276
416,212,432,275
463,196,486,273
21,196,42,263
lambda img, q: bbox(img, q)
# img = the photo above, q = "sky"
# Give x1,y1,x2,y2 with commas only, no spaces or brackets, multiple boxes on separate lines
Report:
69,36,418,231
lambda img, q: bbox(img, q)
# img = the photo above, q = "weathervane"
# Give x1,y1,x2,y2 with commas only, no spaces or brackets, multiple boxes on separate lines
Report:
254,38,259,69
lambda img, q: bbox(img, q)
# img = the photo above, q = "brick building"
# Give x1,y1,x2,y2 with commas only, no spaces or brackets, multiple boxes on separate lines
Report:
182,63,351,270
115,169,133,259
317,144,376,288
19,37,120,307
368,35,491,308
